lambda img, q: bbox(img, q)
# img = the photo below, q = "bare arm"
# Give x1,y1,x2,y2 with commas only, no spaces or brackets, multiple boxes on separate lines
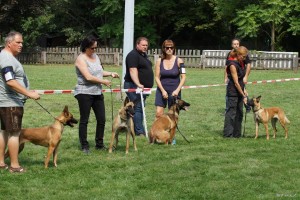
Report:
103,71,119,78
243,63,251,82
6,80,40,100
155,58,168,98
173,57,186,96
129,68,143,89
224,65,228,84
75,55,111,86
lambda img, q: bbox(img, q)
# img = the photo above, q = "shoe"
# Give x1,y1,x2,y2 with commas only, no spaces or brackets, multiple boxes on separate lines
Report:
0,164,8,170
82,148,90,154
9,166,26,173
172,139,176,145
95,145,107,151
136,133,146,137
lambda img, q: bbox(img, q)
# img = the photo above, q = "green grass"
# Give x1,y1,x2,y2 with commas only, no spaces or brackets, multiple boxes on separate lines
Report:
1,65,300,200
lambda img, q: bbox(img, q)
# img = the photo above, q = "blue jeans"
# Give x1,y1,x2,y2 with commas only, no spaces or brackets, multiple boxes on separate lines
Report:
124,81,148,135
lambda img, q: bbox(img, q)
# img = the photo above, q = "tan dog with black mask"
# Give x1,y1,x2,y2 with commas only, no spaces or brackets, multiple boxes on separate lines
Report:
109,97,137,154
5,106,78,168
247,96,290,140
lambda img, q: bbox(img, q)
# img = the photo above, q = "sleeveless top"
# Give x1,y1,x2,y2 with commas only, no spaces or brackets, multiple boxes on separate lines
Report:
226,60,246,97
74,54,103,96
159,57,180,90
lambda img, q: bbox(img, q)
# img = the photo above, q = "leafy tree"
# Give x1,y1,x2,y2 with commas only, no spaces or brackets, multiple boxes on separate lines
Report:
231,0,297,51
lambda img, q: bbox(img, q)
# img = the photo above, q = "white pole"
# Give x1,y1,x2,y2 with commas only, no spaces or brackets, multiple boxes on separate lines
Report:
139,90,148,138
122,0,135,85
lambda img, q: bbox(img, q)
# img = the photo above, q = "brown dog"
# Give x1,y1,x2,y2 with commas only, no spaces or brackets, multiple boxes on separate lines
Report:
109,97,137,154
247,96,290,140
149,99,190,144
5,106,78,168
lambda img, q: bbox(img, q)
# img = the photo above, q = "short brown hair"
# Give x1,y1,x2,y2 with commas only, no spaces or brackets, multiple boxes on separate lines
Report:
136,37,148,45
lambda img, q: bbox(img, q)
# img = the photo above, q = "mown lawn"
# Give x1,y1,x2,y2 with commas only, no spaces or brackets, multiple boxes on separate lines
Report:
1,65,299,200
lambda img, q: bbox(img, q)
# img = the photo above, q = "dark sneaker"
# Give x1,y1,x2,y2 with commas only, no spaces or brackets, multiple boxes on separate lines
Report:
82,148,90,155
95,145,107,151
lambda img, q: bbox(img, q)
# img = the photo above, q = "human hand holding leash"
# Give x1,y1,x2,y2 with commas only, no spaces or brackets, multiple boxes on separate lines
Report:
102,79,112,87
111,72,119,78
162,90,168,99
28,90,40,100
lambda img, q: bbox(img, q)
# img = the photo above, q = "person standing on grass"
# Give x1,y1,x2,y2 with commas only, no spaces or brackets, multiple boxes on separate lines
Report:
223,46,249,138
74,35,119,154
124,37,154,137
154,39,186,145
0,31,40,173
224,38,251,114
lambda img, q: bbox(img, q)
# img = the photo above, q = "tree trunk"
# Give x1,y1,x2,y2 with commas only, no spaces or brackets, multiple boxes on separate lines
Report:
271,21,275,51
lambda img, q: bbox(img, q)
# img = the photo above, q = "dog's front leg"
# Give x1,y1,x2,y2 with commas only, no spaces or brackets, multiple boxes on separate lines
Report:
131,132,137,152
109,131,116,153
53,141,61,167
255,121,259,139
169,128,176,144
126,131,130,154
263,123,270,140
45,145,56,168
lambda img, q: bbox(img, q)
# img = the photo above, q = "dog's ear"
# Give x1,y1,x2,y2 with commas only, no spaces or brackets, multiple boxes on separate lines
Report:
256,96,261,102
63,105,69,113
124,97,130,106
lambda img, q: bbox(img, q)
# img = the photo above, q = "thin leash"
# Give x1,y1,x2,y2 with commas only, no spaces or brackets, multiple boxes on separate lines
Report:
108,77,115,132
108,76,123,133
171,97,190,143
34,100,64,124
243,111,247,137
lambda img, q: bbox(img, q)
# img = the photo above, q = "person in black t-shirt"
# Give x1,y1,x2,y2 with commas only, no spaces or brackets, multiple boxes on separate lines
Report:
124,37,154,136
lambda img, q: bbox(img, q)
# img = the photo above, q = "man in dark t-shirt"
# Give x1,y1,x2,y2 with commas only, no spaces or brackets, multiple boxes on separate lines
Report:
124,37,154,136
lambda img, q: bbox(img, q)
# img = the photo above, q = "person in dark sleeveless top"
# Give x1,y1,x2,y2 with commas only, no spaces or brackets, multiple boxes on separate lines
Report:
223,46,249,138
154,39,186,144
223,38,251,114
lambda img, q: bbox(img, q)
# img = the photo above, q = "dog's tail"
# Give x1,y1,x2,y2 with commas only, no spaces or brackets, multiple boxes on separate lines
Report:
148,130,154,144
285,116,290,124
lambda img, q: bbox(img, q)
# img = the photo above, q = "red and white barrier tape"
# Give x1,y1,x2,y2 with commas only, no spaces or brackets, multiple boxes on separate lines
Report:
34,77,300,94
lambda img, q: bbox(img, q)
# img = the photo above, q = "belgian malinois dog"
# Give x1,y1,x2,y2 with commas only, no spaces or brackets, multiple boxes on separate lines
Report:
5,106,78,168
247,96,290,140
149,99,190,144
109,97,137,154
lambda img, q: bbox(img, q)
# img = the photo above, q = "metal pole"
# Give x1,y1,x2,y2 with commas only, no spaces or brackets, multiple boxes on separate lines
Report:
138,89,148,138
122,0,135,85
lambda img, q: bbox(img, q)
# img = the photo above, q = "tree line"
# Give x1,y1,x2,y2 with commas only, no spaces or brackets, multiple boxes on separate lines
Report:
0,0,299,52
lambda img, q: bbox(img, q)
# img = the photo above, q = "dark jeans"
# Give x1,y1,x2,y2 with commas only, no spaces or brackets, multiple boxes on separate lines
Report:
223,96,243,138
75,94,106,149
124,81,148,135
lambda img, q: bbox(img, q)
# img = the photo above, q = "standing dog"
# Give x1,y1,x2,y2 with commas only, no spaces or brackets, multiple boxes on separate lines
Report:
5,106,78,168
149,99,190,144
109,97,137,154
247,96,290,140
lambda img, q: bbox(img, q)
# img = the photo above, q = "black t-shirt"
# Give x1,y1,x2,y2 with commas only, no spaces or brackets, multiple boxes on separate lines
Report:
124,49,154,88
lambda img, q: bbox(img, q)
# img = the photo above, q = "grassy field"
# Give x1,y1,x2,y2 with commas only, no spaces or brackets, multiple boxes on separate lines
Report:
1,64,300,200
